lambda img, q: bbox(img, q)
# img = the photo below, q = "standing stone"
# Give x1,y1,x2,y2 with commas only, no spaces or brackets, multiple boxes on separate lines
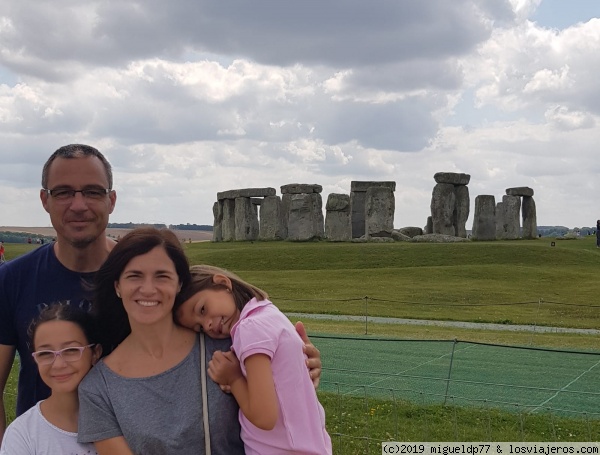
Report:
280,193,292,239
259,196,285,240
430,183,456,235
522,196,537,239
234,197,259,241
454,185,470,238
350,191,367,238
350,181,396,238
365,187,395,239
425,216,433,234
325,193,351,241
472,195,496,241
280,184,323,240
287,193,324,241
313,193,325,239
495,201,504,240
501,195,521,240
221,199,236,241
212,201,223,242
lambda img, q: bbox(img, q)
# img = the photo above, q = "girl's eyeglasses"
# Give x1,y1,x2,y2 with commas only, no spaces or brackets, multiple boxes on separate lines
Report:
31,344,96,365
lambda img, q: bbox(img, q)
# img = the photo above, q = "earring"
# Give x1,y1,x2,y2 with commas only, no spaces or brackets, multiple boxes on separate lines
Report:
116,291,121,298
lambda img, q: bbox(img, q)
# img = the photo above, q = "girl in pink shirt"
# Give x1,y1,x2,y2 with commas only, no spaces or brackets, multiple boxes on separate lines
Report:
175,265,332,455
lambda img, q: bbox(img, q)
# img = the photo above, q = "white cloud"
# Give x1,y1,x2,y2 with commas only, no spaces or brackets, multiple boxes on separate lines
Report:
0,0,599,229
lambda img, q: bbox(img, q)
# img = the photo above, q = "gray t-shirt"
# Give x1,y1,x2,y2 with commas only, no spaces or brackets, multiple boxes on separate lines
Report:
78,335,244,455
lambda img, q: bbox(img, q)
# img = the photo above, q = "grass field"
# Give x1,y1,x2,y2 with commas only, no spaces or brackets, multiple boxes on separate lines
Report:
2,236,599,449
182,236,600,330
6,236,600,330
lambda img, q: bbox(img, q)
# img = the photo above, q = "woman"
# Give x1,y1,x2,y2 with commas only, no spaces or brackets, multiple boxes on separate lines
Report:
77,228,321,454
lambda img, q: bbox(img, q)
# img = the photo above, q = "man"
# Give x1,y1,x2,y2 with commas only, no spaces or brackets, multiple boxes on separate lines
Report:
0,144,321,443
0,144,117,440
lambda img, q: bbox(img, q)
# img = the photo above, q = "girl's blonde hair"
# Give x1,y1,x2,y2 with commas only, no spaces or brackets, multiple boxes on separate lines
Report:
175,265,268,312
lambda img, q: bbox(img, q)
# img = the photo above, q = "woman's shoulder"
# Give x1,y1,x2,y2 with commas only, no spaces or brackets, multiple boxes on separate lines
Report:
79,359,110,390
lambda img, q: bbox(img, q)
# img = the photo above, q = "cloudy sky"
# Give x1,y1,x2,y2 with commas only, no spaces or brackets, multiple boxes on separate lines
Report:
1,0,599,229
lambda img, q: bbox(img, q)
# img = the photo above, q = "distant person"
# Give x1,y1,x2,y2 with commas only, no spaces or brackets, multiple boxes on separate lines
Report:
0,242,5,263
176,264,332,455
0,303,101,454
596,220,600,248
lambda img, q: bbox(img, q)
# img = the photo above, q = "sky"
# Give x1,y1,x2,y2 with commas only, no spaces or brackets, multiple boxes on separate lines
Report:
1,0,599,229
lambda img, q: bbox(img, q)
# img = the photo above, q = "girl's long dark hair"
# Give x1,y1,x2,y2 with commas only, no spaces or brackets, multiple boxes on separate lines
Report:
93,227,191,356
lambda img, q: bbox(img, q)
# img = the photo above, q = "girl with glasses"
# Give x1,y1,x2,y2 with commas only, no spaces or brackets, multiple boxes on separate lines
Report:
0,303,102,454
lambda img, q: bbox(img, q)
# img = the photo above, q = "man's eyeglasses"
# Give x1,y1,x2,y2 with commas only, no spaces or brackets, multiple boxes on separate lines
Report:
31,344,96,365
43,188,111,201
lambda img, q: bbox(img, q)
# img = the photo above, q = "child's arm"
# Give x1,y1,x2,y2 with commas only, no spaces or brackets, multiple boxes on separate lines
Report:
208,350,278,430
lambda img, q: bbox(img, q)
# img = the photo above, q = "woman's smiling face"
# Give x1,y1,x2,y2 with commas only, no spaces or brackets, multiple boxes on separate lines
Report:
114,246,182,327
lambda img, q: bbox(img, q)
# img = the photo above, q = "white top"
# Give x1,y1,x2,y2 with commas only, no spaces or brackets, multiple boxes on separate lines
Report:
0,401,97,455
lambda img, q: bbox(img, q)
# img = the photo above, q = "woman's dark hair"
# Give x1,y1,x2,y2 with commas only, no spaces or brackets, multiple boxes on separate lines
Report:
27,302,98,351
94,227,191,356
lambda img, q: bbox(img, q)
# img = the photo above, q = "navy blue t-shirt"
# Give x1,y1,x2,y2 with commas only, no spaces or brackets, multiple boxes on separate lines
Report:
0,243,95,416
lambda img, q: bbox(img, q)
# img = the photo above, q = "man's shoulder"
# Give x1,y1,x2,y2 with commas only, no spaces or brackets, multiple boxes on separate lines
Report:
0,243,54,276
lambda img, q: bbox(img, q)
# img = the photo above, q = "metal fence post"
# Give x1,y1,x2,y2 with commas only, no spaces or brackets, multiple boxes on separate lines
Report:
364,296,368,335
443,338,458,405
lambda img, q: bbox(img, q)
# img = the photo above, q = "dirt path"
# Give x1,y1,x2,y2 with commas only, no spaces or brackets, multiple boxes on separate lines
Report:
285,312,600,335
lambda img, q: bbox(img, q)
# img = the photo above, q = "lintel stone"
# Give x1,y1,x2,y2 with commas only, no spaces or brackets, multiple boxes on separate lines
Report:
217,187,276,200
505,187,534,197
280,184,323,194
350,181,396,192
433,172,471,185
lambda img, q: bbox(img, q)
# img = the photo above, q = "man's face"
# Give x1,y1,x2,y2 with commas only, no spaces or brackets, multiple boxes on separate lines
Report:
40,156,116,248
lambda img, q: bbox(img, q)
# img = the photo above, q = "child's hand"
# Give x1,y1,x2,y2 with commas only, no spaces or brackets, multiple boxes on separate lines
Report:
296,321,322,388
208,350,243,387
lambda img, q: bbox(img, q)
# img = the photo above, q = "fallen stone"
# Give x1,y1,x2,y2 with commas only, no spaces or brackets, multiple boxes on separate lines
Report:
410,234,470,243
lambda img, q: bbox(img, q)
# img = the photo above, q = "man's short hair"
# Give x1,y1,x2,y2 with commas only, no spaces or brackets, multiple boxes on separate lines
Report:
41,144,113,189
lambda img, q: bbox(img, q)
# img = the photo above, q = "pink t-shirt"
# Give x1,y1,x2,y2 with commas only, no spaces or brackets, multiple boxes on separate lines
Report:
231,298,332,455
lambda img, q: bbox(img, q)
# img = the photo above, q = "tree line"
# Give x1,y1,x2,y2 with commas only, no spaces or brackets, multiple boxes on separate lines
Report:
107,222,212,231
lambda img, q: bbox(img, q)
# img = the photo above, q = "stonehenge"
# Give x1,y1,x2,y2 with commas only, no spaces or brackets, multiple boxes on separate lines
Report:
212,178,538,242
